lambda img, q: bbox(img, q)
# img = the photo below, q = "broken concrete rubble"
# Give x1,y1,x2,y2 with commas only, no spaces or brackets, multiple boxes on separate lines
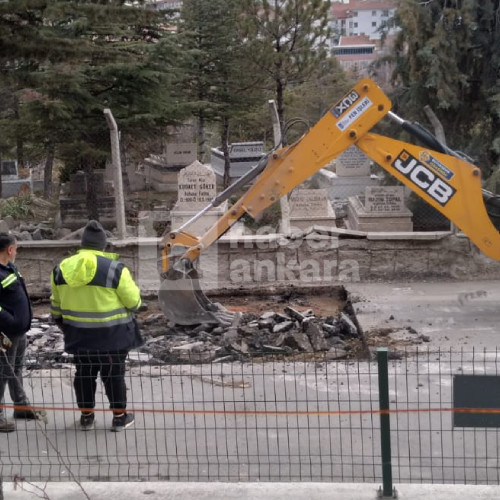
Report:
25,303,362,368
273,321,294,334
304,321,330,351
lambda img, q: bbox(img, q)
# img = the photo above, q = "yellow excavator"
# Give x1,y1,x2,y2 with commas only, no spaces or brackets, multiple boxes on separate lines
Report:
158,78,500,325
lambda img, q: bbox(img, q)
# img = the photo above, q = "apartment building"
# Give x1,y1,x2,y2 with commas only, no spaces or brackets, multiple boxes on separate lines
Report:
330,0,397,78
331,34,376,74
330,0,397,41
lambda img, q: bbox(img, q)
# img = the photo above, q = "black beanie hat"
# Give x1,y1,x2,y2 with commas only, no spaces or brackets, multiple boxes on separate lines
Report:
81,220,107,251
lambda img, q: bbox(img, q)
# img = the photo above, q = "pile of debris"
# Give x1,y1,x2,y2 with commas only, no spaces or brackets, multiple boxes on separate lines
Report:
142,306,361,363
25,305,363,368
25,315,66,368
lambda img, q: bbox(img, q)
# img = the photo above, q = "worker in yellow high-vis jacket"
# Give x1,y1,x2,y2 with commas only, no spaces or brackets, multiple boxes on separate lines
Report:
50,220,142,432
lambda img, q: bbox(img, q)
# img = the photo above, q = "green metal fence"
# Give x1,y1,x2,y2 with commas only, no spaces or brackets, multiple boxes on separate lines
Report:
1,347,500,489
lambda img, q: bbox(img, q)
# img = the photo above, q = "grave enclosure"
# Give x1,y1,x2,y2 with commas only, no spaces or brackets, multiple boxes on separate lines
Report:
59,170,116,230
312,146,379,218
211,142,265,182
347,186,413,232
289,189,336,231
143,143,198,193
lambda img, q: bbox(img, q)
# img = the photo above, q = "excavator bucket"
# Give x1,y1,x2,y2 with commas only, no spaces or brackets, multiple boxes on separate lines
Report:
158,261,236,326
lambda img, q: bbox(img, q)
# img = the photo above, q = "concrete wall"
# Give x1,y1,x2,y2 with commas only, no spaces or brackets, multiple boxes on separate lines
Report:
17,232,500,299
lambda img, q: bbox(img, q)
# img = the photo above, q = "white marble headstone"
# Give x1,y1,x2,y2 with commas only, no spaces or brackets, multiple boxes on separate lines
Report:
165,143,197,166
364,186,406,213
229,142,264,157
289,189,333,218
177,161,217,209
336,146,371,177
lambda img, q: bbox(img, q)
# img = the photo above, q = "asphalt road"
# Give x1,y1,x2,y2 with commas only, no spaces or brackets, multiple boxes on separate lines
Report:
349,280,500,349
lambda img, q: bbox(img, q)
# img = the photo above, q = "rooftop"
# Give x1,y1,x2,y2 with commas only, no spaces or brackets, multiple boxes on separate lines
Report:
331,0,396,18
338,34,373,45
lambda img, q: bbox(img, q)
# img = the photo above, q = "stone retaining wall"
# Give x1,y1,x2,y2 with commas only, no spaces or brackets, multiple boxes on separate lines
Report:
17,232,500,299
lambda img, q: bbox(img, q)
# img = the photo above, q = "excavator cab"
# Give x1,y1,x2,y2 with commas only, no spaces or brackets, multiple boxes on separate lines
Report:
159,78,500,325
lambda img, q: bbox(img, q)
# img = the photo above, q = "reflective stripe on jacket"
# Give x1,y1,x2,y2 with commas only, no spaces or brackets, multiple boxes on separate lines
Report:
50,249,142,353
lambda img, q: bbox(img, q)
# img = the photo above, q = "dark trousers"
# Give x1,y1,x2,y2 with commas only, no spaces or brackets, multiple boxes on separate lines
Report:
0,334,29,417
73,352,128,412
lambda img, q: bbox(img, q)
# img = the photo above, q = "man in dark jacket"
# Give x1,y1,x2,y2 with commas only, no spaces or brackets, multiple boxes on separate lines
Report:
0,232,40,433
50,220,142,432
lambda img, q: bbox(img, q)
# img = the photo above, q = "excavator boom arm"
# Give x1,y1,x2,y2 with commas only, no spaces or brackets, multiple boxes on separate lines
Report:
159,78,500,324
164,77,500,265
356,133,500,260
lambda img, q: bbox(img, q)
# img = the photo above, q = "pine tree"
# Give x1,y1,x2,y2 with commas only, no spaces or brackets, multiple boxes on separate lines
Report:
178,0,263,185
241,0,331,142
0,1,178,210
178,0,253,162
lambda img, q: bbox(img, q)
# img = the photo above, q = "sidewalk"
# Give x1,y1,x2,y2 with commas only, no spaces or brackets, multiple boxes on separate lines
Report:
5,482,500,500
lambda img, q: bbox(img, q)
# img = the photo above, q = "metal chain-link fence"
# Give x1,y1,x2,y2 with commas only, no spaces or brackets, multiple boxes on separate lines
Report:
1,347,500,484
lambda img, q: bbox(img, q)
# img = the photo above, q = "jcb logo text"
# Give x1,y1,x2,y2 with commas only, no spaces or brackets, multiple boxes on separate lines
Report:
392,151,456,206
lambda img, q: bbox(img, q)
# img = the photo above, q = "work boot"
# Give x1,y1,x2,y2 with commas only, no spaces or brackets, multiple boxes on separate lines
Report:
80,412,95,431
0,418,16,433
111,412,134,432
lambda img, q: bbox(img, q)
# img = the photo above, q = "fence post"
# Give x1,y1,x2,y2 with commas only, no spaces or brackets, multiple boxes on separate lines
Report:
377,347,397,498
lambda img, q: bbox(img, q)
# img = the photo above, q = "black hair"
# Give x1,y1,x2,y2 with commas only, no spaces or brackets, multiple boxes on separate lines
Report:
0,232,16,252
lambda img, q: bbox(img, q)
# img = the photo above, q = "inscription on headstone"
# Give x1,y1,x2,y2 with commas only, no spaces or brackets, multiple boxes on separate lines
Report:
177,161,217,209
289,189,332,218
230,142,264,157
165,143,197,166
336,146,371,177
364,186,405,213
